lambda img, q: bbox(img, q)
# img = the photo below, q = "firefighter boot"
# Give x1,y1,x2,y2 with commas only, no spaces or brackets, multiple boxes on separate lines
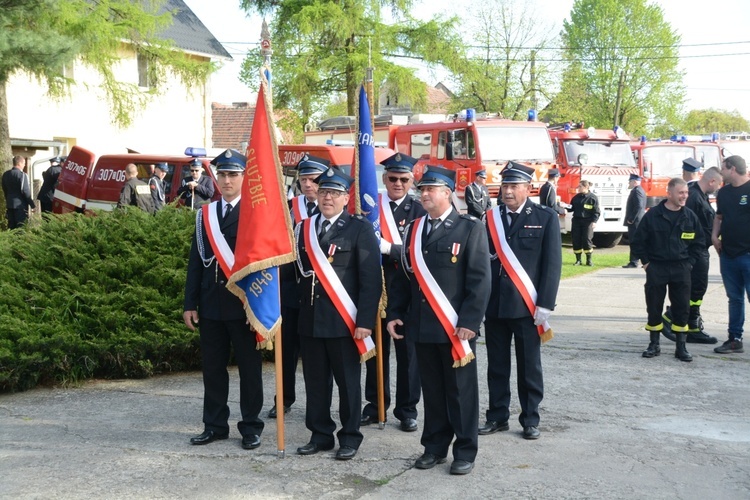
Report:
574,253,582,266
686,306,718,344
675,333,693,362
585,253,593,266
642,332,661,358
661,307,677,342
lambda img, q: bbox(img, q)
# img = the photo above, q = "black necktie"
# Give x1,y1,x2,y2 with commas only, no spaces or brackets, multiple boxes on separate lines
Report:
319,219,330,240
390,201,398,213
428,218,440,234
306,201,316,216
508,212,519,228
224,203,233,218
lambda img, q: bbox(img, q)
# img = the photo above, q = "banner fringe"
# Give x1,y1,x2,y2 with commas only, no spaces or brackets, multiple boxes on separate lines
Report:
540,328,554,344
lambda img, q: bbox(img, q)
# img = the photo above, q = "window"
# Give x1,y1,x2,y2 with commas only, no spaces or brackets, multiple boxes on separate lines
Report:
137,52,155,88
437,131,446,159
410,133,431,160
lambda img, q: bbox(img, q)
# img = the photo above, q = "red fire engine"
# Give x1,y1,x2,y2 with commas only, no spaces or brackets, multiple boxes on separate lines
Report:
549,124,638,248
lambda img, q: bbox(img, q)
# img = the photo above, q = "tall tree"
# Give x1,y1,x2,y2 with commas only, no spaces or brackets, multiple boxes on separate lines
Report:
239,0,463,129
558,0,684,134
0,0,212,209
682,109,750,135
448,0,556,120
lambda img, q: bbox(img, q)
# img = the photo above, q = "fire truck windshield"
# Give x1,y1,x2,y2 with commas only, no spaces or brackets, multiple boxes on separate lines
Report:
475,127,554,162
563,141,635,167
642,146,694,178
694,145,722,169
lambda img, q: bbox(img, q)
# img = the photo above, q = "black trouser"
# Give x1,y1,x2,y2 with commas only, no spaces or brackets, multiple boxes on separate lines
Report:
362,318,421,421
199,318,264,437
6,207,28,229
40,200,53,213
572,218,594,252
690,248,710,305
415,340,478,463
484,316,543,428
627,224,639,264
275,305,301,407
645,260,691,331
300,336,362,449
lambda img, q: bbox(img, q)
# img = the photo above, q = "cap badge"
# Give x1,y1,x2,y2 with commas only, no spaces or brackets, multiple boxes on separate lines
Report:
326,169,334,177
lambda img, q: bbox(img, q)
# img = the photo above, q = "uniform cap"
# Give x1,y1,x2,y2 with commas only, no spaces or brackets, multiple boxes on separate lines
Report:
297,155,330,176
211,149,246,172
50,157,62,166
682,157,702,173
155,162,169,172
547,168,560,178
500,161,535,184
189,158,203,169
381,153,417,173
416,165,456,191
315,167,353,192
476,169,487,178
629,173,642,181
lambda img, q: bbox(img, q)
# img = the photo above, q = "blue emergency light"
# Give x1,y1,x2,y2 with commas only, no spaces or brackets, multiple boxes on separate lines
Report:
640,135,647,144
184,147,207,157
564,123,571,132
711,133,719,142
527,109,537,122
465,108,475,123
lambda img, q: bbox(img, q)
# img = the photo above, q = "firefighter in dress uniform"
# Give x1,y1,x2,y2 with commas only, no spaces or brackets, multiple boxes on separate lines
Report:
464,169,491,219
630,178,705,362
269,154,328,419
294,167,382,461
178,159,215,209
480,162,562,441
361,153,426,432
623,173,646,268
183,149,265,450
538,168,566,216
386,166,491,475
149,162,169,211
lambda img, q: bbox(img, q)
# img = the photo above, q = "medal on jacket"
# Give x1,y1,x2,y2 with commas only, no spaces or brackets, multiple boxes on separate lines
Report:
327,244,337,263
451,242,460,263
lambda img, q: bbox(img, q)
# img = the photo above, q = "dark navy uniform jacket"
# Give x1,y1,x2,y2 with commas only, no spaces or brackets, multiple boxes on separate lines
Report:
387,209,491,342
630,201,705,266
296,213,382,338
624,185,646,226
686,183,714,249
184,202,245,321
485,200,562,319
382,195,426,291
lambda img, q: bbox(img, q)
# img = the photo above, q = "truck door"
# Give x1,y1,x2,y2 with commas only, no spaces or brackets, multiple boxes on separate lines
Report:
53,146,96,214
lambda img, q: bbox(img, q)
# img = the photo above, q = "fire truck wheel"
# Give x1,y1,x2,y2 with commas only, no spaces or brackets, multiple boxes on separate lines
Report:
592,233,622,249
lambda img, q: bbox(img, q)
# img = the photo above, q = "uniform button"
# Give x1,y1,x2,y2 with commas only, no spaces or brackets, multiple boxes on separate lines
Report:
424,250,428,254
421,298,426,303
219,280,225,285
315,295,319,299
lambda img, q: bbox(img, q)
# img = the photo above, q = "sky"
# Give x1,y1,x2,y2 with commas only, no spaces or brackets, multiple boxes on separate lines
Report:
186,0,750,121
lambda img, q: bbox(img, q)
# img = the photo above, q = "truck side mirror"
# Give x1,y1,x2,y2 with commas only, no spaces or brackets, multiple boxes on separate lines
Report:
446,142,454,160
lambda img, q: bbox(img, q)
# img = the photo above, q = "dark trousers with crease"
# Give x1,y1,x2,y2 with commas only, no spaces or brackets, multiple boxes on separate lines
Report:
300,336,362,449
275,305,301,408
484,316,543,428
416,340,478,463
199,318,264,437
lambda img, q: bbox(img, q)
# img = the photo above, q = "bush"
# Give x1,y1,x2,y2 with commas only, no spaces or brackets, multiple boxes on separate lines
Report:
0,207,202,392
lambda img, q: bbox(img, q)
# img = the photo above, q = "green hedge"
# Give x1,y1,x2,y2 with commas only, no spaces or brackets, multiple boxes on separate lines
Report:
0,207,202,392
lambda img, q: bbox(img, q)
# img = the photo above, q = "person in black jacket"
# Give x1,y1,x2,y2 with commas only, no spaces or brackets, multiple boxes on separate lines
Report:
295,168,382,461
117,164,155,214
178,159,215,209
361,153,425,432
148,163,169,211
480,162,562,441
538,168,565,216
37,157,63,213
2,155,35,228
630,177,705,362
183,149,265,451
464,169,491,219
567,180,600,266
386,166,491,475
623,174,647,268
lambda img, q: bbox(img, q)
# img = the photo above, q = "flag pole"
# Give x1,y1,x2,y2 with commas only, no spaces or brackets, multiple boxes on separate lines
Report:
260,18,285,459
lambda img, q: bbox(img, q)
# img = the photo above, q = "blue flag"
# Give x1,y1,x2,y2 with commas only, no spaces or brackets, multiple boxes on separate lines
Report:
350,84,380,237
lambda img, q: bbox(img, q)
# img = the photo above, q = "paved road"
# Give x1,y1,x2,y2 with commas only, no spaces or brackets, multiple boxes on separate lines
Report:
1,250,749,499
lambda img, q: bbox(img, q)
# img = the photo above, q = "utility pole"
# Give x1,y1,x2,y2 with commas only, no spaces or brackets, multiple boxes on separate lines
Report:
613,69,625,128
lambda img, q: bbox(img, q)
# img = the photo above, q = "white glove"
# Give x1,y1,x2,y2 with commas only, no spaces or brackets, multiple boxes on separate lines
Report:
534,306,551,326
379,238,392,255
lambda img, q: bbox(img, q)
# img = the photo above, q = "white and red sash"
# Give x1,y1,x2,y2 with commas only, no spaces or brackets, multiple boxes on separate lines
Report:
291,195,311,224
201,202,234,278
486,207,553,343
379,193,402,245
408,216,474,367
302,215,376,361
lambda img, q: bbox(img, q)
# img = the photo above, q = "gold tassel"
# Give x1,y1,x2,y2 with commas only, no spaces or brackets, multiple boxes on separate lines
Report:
452,351,475,368
360,348,377,363
540,328,554,344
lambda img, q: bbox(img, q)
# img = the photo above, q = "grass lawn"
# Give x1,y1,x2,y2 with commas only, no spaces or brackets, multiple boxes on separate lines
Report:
560,248,631,279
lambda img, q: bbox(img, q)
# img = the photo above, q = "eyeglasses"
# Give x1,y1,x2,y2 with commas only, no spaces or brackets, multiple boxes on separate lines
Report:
318,189,345,198
190,169,201,172
387,176,411,184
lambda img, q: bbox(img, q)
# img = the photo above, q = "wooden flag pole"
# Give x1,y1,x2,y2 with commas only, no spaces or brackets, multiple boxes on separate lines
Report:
275,327,285,458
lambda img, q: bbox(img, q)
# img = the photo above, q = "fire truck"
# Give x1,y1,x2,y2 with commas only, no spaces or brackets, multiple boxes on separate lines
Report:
387,111,557,210
549,124,638,248
53,144,395,214
630,135,725,209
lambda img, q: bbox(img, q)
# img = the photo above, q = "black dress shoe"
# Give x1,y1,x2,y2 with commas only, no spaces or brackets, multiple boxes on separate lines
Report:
241,434,261,450
478,420,509,435
400,418,418,432
297,441,334,456
414,453,447,470
189,430,229,445
450,460,474,475
523,426,541,440
267,405,291,419
360,414,384,426
335,446,357,460
622,262,638,268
